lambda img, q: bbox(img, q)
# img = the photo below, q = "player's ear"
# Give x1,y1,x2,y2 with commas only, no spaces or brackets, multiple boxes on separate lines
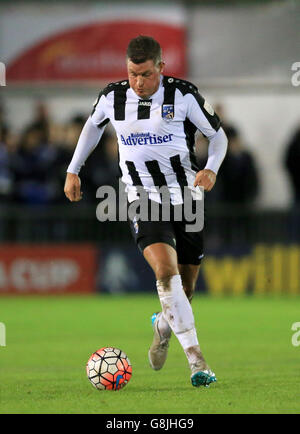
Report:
158,61,165,74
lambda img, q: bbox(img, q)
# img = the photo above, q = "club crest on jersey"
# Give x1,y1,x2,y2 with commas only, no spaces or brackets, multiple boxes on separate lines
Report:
162,104,174,120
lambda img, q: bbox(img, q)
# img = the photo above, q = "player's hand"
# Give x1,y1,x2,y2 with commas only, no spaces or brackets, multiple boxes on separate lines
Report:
64,173,83,202
193,169,216,191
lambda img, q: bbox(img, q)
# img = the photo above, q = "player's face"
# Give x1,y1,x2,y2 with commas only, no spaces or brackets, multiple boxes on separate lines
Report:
127,59,164,99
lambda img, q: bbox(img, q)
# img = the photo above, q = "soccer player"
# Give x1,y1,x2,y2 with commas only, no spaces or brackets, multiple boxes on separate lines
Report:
64,36,227,387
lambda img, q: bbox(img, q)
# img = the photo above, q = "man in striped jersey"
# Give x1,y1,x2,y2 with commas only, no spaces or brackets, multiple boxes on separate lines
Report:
65,36,227,387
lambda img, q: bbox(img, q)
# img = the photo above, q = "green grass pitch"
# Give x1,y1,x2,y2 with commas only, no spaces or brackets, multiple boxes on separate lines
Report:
0,294,299,414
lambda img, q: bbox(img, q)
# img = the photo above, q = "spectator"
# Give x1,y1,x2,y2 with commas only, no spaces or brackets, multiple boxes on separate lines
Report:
195,103,240,206
216,126,259,245
285,123,300,204
284,122,300,241
218,126,259,207
0,100,8,131
53,115,119,203
0,126,13,203
10,125,58,205
83,130,120,196
29,100,51,143
214,103,234,133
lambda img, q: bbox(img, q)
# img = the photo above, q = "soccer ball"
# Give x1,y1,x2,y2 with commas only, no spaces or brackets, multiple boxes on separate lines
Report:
86,347,132,391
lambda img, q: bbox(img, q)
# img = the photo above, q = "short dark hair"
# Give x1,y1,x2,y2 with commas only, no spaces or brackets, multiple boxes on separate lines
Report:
126,36,162,66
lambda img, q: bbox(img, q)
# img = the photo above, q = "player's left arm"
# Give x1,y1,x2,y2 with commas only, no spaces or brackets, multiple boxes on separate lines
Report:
193,128,228,190
185,92,228,190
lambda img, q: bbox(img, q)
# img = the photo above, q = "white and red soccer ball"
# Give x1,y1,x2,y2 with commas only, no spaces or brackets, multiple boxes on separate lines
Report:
86,347,132,391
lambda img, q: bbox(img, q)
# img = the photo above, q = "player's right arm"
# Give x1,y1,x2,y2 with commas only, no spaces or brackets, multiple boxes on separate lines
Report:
64,91,110,202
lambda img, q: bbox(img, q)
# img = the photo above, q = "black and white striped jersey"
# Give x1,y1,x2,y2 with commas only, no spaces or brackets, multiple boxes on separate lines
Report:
68,75,227,204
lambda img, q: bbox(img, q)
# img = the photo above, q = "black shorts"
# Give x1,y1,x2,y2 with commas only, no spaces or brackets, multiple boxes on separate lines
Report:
128,200,204,265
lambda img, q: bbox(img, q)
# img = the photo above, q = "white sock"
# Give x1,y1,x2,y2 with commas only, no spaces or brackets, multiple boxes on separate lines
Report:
158,290,193,337
156,274,199,351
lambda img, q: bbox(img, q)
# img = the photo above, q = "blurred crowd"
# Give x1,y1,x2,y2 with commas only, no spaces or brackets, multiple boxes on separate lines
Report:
196,103,259,212
1,99,300,213
0,101,120,206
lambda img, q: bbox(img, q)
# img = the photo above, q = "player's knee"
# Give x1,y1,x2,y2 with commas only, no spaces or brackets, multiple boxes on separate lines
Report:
155,265,179,285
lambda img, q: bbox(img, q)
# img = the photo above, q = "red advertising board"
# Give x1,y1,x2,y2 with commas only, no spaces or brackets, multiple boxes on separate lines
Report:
0,244,97,295
7,20,186,82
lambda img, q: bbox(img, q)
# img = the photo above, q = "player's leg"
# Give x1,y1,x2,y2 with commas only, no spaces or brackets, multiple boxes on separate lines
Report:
152,263,200,352
144,242,178,370
128,201,216,386
128,208,178,371
178,263,200,302
177,263,215,384
171,221,216,387
143,242,179,280
143,242,215,387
